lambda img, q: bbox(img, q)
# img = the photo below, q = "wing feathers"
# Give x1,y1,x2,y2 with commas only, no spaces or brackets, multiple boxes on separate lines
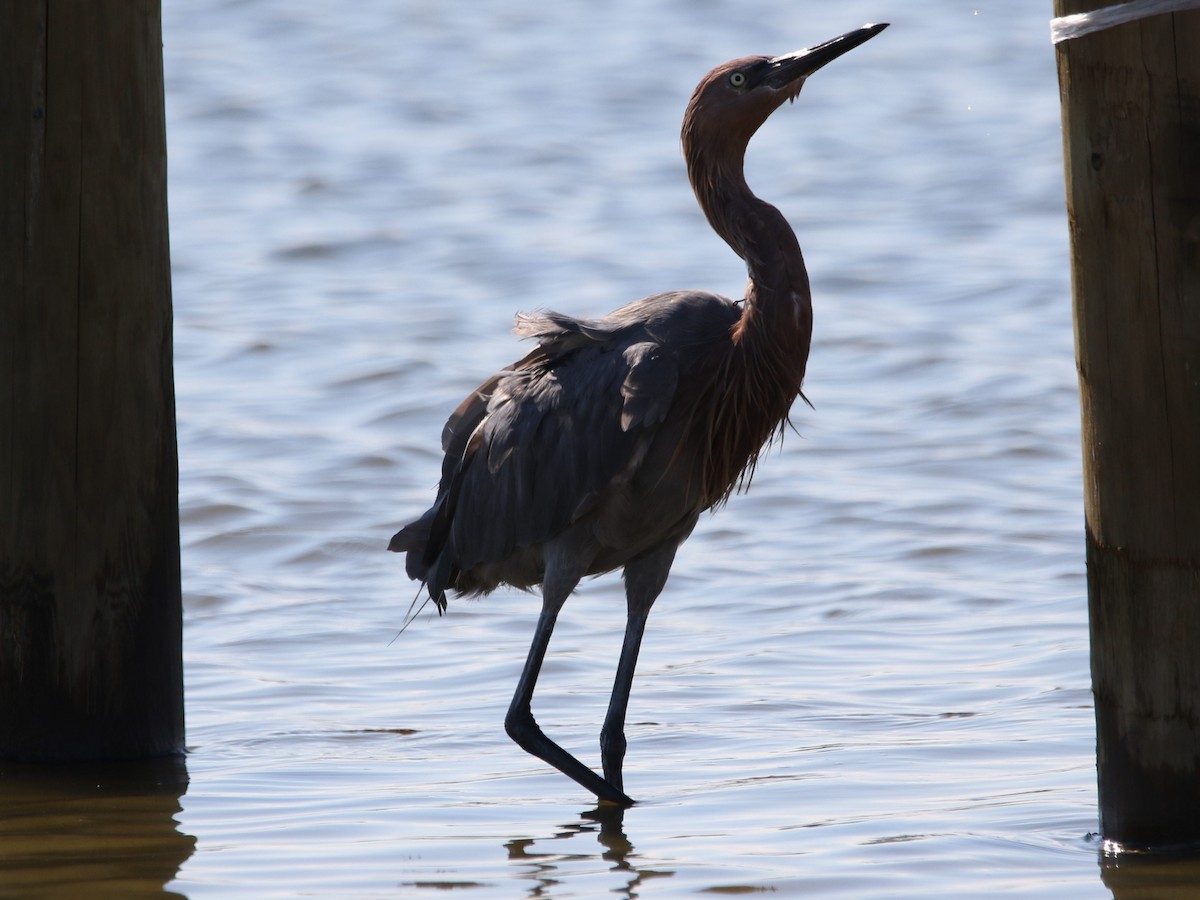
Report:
394,291,738,603
620,342,678,431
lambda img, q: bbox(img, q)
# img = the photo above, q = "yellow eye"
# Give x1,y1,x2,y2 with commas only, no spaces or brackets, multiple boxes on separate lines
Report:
728,71,746,88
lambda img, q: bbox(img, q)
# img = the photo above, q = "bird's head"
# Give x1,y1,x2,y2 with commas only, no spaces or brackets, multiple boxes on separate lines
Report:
683,23,888,169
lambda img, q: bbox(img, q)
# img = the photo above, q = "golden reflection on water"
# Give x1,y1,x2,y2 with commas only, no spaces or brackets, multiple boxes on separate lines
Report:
5,753,1200,894
1101,851,1200,900
0,757,194,897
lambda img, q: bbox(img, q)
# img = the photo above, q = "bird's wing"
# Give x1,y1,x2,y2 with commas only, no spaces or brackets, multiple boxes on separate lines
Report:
619,341,677,431
431,315,681,580
395,291,739,604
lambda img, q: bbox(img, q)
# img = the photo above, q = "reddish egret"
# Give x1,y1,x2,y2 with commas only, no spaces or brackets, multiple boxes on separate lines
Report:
390,23,887,805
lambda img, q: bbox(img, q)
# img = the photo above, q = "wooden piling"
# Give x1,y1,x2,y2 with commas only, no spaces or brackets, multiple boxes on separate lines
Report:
1054,1,1200,849
0,1,184,759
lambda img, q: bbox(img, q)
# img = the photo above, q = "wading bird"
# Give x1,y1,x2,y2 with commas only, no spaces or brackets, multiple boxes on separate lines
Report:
390,23,887,805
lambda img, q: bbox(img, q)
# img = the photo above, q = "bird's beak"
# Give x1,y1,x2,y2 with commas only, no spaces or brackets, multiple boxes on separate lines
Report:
764,22,888,90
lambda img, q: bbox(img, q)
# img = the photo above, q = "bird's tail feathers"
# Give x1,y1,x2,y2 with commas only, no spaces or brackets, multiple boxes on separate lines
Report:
388,518,451,614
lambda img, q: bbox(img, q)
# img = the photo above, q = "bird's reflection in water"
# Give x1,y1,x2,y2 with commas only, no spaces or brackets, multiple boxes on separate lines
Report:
505,805,675,898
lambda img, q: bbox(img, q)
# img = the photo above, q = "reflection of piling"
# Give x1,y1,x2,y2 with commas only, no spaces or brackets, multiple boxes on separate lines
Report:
1054,2,1200,849
0,3,184,759
0,757,194,891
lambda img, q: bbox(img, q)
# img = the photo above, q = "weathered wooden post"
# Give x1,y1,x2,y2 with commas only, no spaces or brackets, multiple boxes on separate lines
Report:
1054,0,1200,849
1,1,184,758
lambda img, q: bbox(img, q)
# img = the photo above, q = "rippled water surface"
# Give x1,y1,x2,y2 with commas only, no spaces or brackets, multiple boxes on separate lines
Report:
7,0,1179,896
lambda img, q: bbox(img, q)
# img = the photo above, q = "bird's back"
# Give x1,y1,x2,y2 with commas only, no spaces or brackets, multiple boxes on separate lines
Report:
389,289,746,608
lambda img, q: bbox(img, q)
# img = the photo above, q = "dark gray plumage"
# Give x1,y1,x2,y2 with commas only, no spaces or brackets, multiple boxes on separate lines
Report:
390,23,887,805
394,292,735,603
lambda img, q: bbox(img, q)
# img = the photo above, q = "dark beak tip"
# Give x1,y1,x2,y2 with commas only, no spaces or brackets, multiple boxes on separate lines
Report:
857,22,891,41
767,21,889,86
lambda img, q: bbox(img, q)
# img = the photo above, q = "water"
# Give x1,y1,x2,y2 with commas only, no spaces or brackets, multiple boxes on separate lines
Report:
7,0,1199,896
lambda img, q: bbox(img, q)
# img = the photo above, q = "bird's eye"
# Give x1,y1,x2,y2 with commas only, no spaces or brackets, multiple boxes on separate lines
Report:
728,71,746,88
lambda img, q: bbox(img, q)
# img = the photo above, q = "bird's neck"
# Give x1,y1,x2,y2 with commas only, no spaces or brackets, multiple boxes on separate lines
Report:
680,148,815,508
690,151,813,365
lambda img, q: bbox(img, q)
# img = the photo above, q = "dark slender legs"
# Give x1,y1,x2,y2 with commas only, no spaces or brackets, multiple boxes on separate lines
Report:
504,541,679,804
505,600,634,805
600,610,649,792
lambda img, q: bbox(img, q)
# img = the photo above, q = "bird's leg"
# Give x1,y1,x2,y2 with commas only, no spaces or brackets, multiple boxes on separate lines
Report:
599,609,648,793
505,550,634,806
600,543,679,795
